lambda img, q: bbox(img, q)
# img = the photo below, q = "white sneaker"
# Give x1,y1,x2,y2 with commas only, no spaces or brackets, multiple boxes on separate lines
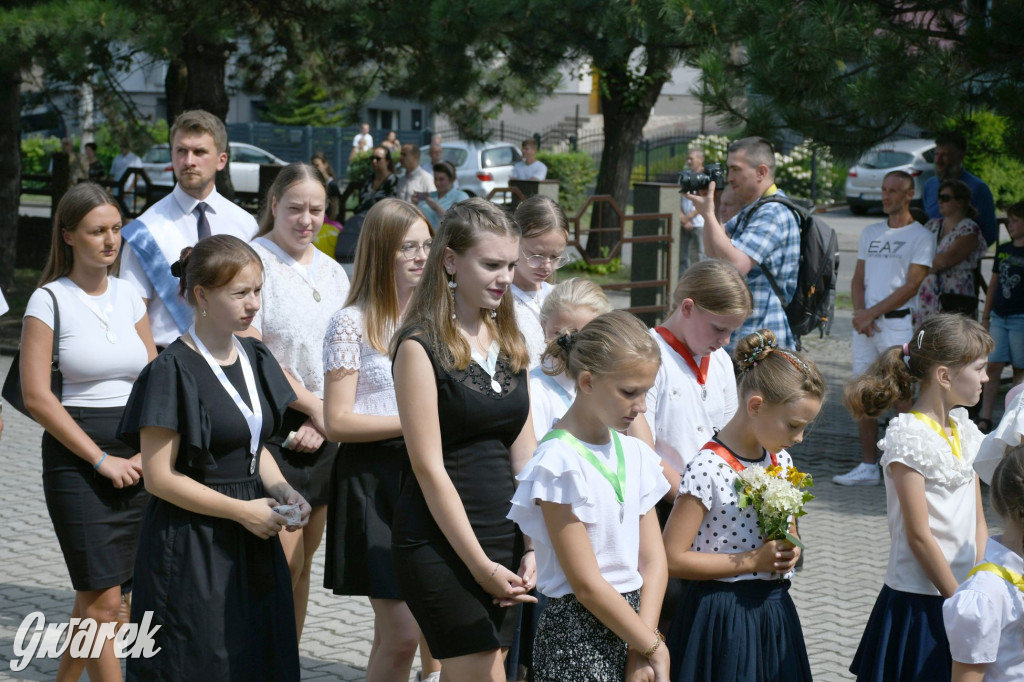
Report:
832,462,880,486
415,673,441,682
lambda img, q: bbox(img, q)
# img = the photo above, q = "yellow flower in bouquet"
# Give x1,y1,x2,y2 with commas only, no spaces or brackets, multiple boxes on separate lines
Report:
734,464,814,549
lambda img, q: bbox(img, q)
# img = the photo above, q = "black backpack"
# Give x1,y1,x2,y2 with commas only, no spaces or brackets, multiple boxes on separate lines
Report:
736,195,840,348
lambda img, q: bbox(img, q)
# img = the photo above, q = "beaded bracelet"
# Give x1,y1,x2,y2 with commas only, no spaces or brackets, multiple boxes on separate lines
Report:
641,629,664,659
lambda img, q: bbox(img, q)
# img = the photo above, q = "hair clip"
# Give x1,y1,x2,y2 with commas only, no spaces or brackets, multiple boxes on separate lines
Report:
170,261,182,277
556,331,578,352
916,330,925,349
778,350,810,375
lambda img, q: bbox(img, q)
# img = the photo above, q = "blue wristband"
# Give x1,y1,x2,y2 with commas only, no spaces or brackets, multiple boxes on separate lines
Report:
94,452,107,470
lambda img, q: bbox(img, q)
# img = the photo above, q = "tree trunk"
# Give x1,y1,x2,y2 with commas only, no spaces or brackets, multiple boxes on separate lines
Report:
181,37,236,199
0,66,21,291
164,57,187,132
586,58,672,257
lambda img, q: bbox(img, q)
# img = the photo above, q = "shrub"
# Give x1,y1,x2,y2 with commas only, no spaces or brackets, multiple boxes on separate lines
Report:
773,140,836,205
21,137,63,176
536,150,597,215
946,109,1024,208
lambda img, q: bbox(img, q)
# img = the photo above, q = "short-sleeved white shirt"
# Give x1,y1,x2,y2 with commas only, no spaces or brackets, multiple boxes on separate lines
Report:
24,277,148,407
352,132,373,150
0,288,8,317
322,305,398,417
508,433,670,598
857,220,936,311
943,537,1024,681
119,185,258,346
396,165,436,203
879,408,983,595
646,331,737,476
678,445,796,582
511,160,548,181
510,282,552,369
250,238,350,398
529,365,576,441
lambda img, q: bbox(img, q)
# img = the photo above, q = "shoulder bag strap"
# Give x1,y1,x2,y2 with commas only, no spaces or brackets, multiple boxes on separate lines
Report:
43,287,60,370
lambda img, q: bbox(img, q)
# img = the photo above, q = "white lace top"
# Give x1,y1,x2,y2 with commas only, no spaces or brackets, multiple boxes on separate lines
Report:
251,239,350,397
322,305,398,417
879,407,984,595
510,282,552,369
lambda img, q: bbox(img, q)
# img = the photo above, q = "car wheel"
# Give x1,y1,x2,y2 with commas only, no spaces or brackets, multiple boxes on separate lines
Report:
849,202,868,216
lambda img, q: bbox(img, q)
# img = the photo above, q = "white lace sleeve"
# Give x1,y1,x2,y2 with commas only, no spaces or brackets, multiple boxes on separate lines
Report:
323,306,362,374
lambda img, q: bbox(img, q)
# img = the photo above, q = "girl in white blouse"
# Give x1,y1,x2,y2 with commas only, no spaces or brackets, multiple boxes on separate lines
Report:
662,329,823,682
944,445,1024,682
509,310,670,682
529,278,611,441
247,163,351,641
21,183,156,682
846,314,992,682
322,198,440,682
509,196,571,368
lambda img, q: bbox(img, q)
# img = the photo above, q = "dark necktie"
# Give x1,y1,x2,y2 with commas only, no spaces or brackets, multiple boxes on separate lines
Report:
195,202,211,241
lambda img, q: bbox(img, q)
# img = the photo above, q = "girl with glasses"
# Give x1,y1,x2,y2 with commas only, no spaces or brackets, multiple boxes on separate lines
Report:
510,195,572,368
323,198,440,682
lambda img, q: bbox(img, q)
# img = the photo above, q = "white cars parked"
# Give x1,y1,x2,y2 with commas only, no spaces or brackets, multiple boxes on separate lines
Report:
845,138,935,215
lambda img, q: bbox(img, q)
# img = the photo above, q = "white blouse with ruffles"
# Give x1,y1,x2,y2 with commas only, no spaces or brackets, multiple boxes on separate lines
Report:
322,305,398,417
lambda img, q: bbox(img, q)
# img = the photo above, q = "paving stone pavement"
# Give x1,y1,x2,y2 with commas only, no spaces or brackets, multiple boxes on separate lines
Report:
0,309,1004,680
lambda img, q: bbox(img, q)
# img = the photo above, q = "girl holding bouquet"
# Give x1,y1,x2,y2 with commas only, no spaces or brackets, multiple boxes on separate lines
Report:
508,310,672,681
846,313,992,682
663,329,824,682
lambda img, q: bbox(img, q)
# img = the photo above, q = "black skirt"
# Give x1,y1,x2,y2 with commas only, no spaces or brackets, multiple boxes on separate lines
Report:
324,437,409,598
533,589,641,682
42,405,147,592
668,579,812,682
264,407,338,507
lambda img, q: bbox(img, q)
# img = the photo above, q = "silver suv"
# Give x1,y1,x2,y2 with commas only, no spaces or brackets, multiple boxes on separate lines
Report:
420,141,524,202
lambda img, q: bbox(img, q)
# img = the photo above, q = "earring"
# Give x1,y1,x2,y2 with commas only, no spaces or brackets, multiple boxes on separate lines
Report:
201,309,207,318
447,278,457,320
489,308,497,319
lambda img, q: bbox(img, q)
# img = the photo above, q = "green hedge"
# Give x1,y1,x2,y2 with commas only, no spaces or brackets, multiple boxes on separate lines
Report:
21,120,170,178
535,150,597,215
948,110,1024,208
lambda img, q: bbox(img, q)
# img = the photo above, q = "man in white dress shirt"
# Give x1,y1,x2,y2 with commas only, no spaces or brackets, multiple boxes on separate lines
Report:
120,109,258,348
396,144,436,203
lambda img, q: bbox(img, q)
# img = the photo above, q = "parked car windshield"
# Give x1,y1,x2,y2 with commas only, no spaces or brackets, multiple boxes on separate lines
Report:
442,148,468,166
859,150,914,169
482,147,520,168
233,146,277,164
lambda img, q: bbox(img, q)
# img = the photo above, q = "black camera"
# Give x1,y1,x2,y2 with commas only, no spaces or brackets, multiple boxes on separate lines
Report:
678,163,725,193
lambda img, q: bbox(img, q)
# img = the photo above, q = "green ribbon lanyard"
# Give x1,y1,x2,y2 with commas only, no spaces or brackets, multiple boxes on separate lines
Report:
541,428,626,522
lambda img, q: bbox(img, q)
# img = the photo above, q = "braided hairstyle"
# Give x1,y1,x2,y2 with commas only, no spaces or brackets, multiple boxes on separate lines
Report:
733,329,825,405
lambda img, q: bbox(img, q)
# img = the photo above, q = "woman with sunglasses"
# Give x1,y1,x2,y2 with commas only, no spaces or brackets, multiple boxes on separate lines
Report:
336,146,399,266
509,195,572,368
916,179,986,326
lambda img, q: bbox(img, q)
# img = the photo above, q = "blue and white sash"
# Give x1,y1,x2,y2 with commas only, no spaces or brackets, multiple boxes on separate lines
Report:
122,219,193,332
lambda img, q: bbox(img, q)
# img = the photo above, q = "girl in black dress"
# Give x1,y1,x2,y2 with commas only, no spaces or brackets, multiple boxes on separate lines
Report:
118,235,310,681
21,183,157,682
391,198,538,681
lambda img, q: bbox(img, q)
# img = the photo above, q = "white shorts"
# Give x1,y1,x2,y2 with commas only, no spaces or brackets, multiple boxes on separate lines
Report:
852,315,914,375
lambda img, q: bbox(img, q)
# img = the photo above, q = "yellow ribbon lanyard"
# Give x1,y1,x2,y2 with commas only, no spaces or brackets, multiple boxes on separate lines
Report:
763,183,779,197
968,562,1024,592
910,411,962,461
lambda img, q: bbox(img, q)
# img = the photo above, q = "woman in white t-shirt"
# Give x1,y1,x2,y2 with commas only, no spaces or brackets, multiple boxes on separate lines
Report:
509,311,671,682
247,163,351,642
322,198,440,682
510,196,571,368
530,278,611,441
20,183,156,682
846,314,991,682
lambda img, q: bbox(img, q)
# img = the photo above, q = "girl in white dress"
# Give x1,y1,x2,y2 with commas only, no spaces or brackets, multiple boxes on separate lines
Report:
509,310,671,682
247,163,351,640
322,198,440,682
846,314,991,682
510,195,571,368
529,278,611,441
944,444,1024,682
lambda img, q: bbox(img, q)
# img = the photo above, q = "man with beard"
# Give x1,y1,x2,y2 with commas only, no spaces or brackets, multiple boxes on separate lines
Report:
923,131,997,247
120,109,258,349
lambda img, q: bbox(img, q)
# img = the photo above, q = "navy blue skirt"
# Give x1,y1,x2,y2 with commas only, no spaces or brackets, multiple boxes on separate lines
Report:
668,579,812,682
850,585,951,682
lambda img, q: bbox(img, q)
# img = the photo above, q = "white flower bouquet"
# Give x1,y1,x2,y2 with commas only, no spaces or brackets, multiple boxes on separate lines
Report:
734,464,814,549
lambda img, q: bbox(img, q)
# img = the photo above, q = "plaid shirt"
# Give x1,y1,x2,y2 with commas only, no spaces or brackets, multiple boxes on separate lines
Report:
725,190,800,349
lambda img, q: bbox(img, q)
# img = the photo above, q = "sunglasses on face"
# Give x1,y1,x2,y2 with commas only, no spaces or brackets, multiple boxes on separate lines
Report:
938,193,956,202
372,156,386,161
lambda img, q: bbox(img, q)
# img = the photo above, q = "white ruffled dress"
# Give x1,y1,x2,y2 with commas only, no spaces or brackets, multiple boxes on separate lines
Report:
879,407,984,594
507,434,669,598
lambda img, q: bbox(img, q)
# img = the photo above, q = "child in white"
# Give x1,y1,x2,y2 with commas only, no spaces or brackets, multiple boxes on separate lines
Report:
663,329,822,682
509,311,670,682
943,444,1024,682
846,314,991,682
510,196,571,368
631,259,751,494
529,279,611,441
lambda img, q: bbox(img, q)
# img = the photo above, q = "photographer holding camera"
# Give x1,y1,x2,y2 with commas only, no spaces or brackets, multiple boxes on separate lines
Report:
683,137,800,350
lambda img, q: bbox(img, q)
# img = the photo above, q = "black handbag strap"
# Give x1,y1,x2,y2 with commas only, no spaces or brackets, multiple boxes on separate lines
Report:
42,286,60,370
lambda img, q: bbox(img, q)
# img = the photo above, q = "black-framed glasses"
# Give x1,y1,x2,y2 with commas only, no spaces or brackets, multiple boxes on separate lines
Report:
399,240,432,260
522,250,573,269
938,193,955,202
